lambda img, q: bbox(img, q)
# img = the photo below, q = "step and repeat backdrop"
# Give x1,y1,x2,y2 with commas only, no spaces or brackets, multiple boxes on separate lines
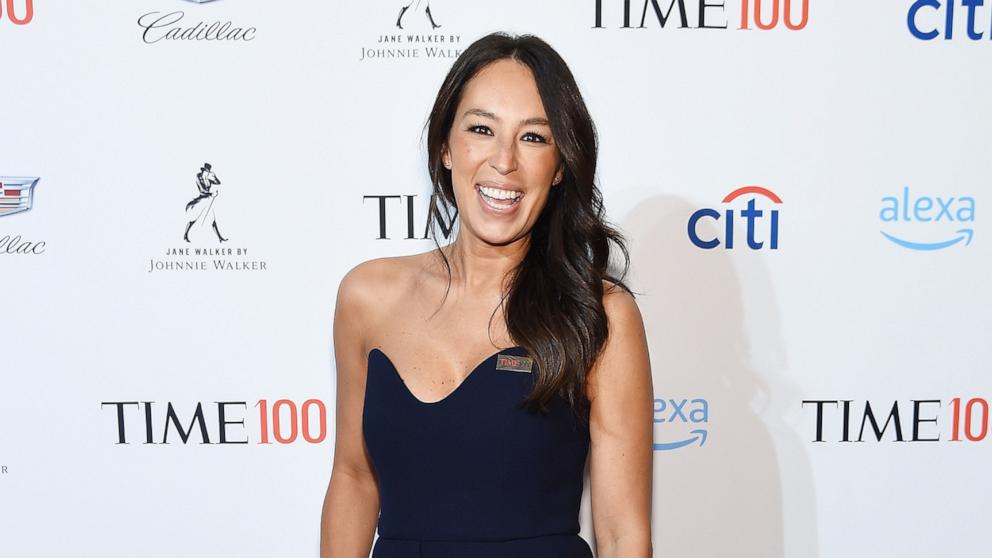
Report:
1,1,989,556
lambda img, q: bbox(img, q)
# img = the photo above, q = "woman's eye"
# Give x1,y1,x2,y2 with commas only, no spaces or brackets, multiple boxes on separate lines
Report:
467,125,547,143
522,132,548,143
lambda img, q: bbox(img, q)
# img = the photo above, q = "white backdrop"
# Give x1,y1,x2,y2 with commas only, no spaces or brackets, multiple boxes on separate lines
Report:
1,1,989,556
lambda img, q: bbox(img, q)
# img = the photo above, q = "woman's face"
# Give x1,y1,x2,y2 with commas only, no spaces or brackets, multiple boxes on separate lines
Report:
443,58,563,246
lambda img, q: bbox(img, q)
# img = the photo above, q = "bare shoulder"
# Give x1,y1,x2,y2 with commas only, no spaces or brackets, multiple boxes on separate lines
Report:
337,256,404,306
587,278,650,402
338,254,427,299
334,252,432,350
601,279,643,329
335,258,398,346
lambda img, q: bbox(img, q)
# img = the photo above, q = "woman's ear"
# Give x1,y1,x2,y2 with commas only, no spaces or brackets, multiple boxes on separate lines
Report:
552,162,564,186
442,145,452,169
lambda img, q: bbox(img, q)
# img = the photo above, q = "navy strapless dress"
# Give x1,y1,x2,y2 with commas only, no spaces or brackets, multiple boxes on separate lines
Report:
363,345,594,558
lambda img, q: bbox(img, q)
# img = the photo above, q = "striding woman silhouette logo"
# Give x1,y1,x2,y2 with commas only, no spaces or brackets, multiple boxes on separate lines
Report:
183,162,228,243
395,0,441,29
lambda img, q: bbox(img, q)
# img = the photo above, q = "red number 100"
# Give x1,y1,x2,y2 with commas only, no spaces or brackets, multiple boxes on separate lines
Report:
257,399,328,444
951,397,989,442
740,0,808,30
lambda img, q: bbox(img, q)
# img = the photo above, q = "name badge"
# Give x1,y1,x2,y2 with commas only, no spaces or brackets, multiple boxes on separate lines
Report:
496,354,533,373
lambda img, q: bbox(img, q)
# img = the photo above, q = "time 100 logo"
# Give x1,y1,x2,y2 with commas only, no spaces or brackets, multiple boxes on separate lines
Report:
101,399,328,445
593,0,809,31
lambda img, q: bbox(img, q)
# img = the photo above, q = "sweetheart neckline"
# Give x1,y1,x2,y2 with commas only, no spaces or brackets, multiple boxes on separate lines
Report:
367,346,526,406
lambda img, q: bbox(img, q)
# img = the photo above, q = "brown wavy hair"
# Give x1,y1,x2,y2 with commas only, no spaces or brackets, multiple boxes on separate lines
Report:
423,32,634,424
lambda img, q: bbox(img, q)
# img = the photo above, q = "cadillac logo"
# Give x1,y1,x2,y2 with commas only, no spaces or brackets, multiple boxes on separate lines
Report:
0,177,39,217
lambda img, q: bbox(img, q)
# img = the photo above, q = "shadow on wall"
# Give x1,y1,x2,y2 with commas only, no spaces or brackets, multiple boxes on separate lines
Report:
619,194,818,558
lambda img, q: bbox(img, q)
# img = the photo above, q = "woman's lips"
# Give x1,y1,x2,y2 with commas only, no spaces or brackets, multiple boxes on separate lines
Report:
476,183,523,215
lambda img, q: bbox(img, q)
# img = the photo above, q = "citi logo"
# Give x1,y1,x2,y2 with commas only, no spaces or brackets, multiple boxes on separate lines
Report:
688,186,782,250
879,187,975,250
908,0,992,40
653,397,708,451
0,0,33,25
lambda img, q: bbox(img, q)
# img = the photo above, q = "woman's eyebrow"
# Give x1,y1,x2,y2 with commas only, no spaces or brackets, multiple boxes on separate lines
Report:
462,108,550,126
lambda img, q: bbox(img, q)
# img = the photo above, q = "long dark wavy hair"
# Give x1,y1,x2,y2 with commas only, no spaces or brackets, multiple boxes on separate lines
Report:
424,32,634,424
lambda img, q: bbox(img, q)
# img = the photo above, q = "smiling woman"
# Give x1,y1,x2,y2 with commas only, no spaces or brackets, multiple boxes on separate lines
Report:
321,32,653,558
440,63,560,224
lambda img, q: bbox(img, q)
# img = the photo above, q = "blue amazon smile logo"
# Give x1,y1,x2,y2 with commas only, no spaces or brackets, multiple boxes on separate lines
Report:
880,187,975,251
653,398,708,451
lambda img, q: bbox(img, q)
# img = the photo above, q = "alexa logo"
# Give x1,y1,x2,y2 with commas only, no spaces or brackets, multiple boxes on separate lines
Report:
653,397,708,451
879,187,975,251
688,186,782,250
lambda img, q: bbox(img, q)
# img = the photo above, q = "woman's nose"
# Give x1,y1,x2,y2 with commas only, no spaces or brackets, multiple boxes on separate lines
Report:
487,136,518,175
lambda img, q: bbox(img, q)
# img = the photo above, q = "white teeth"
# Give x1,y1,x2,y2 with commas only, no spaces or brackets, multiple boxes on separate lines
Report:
480,195,504,211
479,185,522,201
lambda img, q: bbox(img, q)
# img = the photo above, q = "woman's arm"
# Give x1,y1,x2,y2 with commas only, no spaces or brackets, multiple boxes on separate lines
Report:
587,285,654,557
320,263,381,558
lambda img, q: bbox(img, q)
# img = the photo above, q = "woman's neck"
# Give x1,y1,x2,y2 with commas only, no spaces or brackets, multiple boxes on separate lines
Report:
441,234,529,293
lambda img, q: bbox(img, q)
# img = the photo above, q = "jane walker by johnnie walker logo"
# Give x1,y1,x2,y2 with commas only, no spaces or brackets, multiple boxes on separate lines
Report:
146,162,267,274
137,1,257,45
360,0,462,62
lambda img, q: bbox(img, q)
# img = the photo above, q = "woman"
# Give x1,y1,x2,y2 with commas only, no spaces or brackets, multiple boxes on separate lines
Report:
183,162,227,243
321,32,653,557
395,0,440,30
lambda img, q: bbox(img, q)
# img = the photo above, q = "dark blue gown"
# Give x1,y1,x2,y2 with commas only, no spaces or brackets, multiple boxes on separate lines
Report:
363,345,594,558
